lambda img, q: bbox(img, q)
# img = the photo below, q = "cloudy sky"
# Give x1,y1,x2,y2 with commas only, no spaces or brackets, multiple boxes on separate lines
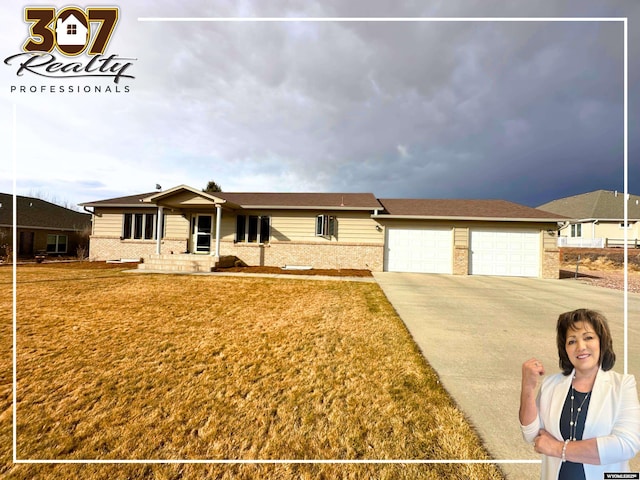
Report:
1,0,638,209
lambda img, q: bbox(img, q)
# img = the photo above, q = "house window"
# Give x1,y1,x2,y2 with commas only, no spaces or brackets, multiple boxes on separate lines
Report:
235,215,270,243
67,24,77,35
122,213,156,240
316,215,336,237
134,214,144,238
123,213,133,239
247,216,259,243
620,221,633,229
570,224,582,237
144,214,155,240
46,234,67,254
236,215,246,242
260,216,270,243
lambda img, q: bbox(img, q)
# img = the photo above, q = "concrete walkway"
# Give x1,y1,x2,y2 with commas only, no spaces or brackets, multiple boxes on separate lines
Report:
373,272,640,479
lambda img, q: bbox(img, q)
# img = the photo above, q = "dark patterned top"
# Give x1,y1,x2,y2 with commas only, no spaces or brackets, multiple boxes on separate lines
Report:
558,387,592,480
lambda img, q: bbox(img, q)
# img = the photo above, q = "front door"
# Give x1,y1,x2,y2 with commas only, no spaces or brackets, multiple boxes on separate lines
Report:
193,215,213,253
19,231,35,256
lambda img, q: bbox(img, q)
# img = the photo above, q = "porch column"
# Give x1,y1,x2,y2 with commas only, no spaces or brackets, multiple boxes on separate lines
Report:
214,204,222,257
156,206,164,254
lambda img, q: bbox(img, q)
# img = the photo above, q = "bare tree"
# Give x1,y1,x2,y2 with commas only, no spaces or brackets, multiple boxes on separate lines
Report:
27,190,81,211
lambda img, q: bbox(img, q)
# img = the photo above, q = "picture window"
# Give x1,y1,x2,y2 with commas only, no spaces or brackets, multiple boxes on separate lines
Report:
235,215,270,243
122,212,156,240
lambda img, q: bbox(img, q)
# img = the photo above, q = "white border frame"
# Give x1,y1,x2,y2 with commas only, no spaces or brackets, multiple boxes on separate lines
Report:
12,15,629,468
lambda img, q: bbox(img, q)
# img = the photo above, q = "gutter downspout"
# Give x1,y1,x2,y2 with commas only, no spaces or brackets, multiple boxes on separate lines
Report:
83,205,101,217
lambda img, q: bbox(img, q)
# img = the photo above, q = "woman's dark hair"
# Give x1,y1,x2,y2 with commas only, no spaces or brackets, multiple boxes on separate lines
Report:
556,308,616,376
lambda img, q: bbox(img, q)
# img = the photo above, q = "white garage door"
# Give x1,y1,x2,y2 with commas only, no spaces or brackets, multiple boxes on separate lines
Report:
386,227,453,274
470,229,540,277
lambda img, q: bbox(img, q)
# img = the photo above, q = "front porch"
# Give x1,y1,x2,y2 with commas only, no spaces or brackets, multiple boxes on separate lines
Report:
137,254,237,273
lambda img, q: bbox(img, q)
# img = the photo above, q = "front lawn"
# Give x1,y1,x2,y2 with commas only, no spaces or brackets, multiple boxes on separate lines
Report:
1,263,504,479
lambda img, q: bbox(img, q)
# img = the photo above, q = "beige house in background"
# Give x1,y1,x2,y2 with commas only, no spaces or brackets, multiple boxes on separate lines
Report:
538,190,640,248
80,185,566,278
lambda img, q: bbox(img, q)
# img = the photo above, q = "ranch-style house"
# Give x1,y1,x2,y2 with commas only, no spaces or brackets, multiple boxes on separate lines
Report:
80,185,568,278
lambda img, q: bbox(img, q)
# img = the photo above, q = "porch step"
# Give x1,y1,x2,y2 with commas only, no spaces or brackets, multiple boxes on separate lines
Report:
139,254,217,273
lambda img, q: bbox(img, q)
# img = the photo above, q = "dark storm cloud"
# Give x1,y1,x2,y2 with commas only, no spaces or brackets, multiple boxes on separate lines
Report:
2,0,637,207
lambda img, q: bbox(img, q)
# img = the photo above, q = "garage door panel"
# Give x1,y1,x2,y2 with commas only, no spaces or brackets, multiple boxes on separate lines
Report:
470,229,540,277
386,227,452,274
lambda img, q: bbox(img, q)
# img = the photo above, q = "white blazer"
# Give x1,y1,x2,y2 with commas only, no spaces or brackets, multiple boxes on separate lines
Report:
521,368,640,480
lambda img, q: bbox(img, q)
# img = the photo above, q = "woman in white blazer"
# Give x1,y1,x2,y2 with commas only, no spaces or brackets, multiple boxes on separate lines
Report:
519,309,640,480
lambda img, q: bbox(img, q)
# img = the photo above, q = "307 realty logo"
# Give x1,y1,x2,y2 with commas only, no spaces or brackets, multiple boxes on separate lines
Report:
5,5,136,93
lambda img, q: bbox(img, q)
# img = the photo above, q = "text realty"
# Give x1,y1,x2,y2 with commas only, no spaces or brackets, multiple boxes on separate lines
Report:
4,51,135,84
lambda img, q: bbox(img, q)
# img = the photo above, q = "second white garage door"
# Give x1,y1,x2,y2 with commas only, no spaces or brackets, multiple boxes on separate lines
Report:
470,229,540,277
386,227,453,273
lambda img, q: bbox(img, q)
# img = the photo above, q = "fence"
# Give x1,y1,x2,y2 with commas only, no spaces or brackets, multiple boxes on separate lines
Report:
605,238,640,248
557,237,605,248
557,237,640,248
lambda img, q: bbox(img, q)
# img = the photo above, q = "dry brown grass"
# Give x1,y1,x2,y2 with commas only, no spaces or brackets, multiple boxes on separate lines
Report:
560,247,640,272
1,263,504,479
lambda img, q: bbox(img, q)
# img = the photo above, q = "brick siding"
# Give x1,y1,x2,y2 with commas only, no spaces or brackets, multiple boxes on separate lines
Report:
220,240,384,271
453,246,469,275
89,236,187,261
542,248,560,279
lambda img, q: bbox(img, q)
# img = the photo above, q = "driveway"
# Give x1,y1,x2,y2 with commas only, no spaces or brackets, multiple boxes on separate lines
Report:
373,272,640,480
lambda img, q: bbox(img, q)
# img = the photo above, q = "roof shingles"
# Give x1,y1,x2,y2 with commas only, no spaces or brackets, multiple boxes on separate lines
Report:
215,192,381,209
83,191,382,210
378,198,566,220
538,190,640,219
0,193,91,230
80,189,567,220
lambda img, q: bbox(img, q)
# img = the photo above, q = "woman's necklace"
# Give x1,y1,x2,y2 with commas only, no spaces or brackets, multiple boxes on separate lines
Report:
569,380,591,441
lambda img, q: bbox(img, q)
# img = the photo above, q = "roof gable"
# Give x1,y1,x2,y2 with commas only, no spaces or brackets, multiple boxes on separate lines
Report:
144,185,227,208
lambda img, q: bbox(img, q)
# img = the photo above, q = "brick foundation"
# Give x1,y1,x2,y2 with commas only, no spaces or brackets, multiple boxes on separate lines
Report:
89,236,187,261
220,240,384,271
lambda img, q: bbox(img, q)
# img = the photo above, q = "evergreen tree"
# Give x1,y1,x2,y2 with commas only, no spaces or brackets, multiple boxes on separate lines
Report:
203,181,222,193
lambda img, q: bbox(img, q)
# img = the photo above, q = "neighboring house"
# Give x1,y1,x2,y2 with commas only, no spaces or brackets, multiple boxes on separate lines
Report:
538,190,640,248
80,185,566,278
0,193,92,259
